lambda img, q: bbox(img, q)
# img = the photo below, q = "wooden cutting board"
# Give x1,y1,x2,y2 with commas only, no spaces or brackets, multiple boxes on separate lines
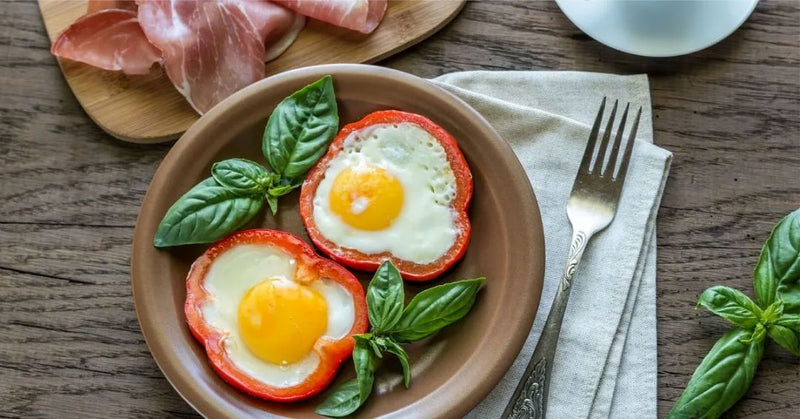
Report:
39,0,465,143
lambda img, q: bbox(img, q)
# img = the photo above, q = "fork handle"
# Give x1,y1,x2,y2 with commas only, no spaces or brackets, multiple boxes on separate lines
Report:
502,230,590,419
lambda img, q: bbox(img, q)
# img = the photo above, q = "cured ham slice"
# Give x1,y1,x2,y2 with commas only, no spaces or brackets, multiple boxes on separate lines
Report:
239,1,306,61
274,0,387,34
137,0,304,114
87,0,137,13
51,9,161,75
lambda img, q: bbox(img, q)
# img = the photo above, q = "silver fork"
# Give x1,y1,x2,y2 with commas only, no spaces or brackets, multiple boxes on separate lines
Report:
502,98,642,419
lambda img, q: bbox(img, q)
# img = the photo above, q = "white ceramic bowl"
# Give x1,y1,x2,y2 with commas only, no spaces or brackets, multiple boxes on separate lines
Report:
556,0,759,57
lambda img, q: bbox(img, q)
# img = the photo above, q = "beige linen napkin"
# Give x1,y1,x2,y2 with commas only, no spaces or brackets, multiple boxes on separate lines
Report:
430,72,672,418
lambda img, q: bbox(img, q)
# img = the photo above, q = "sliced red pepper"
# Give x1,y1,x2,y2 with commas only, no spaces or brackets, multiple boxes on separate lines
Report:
184,229,368,402
300,110,473,281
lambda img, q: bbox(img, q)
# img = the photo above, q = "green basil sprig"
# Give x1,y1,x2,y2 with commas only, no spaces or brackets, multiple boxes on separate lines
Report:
153,76,338,247
669,208,800,418
316,261,485,417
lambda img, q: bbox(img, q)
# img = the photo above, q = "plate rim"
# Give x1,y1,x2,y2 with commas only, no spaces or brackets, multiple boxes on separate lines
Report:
555,0,759,58
131,63,545,418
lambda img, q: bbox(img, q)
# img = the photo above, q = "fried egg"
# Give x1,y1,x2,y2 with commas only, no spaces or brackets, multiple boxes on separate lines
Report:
200,243,355,388
311,122,458,264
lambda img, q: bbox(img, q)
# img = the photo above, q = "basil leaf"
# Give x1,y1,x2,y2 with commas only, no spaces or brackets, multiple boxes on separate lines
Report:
315,379,361,417
391,278,485,343
367,261,405,333
776,313,800,330
667,328,764,419
211,158,271,193
383,338,411,388
369,339,384,359
768,314,800,356
353,336,376,403
265,194,278,216
153,178,263,247
263,75,338,181
697,286,762,329
754,209,800,308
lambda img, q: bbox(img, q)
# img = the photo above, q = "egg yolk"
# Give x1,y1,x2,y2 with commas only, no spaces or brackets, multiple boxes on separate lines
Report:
329,166,404,231
238,279,328,365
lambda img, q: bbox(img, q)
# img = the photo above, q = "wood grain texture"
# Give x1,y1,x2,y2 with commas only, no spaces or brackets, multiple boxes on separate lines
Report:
38,0,465,143
2,0,799,417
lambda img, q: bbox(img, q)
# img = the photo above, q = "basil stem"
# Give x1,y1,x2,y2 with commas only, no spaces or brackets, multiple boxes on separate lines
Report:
668,328,764,419
267,183,298,198
759,300,784,325
366,261,405,333
153,178,263,247
697,286,762,329
263,75,338,181
391,278,486,343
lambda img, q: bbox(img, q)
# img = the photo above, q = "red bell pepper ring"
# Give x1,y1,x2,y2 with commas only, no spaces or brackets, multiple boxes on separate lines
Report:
184,229,369,402
300,110,473,281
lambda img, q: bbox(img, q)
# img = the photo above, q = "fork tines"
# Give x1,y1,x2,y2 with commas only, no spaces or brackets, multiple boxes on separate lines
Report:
579,97,642,181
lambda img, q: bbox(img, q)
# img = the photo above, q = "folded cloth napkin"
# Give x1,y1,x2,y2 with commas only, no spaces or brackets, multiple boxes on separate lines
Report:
430,71,672,418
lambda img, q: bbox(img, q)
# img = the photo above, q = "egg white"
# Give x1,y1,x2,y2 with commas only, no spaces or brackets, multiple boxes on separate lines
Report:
312,123,459,264
200,244,355,388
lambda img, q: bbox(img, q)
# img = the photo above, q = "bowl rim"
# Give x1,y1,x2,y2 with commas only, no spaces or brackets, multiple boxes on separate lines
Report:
554,0,759,57
131,63,545,418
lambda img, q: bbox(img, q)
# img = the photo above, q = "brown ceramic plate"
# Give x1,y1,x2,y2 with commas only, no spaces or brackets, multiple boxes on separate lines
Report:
132,64,544,418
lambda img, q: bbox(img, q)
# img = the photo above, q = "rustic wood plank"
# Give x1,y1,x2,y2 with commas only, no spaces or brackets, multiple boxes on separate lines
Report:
0,224,196,417
1,0,798,417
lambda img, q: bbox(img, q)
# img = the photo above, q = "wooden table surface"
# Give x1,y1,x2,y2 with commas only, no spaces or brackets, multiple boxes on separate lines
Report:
2,1,798,417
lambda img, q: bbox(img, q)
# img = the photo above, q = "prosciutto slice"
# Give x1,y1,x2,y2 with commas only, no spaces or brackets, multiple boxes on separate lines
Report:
137,0,303,114
240,1,306,62
51,9,161,75
274,0,387,34
87,0,137,13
